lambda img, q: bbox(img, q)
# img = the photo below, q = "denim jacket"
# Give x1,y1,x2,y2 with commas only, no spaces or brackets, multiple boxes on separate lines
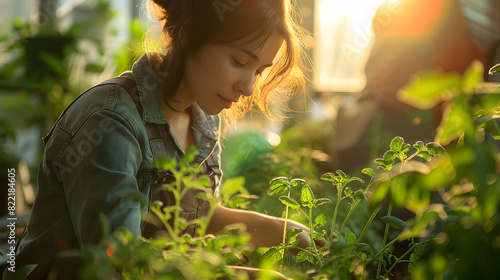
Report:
6,54,222,279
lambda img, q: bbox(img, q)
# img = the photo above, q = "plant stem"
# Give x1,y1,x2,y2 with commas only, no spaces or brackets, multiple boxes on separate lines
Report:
309,207,323,267
173,175,182,241
383,239,433,277
282,189,291,260
357,204,381,243
283,206,289,245
338,199,360,236
150,206,175,240
375,235,401,259
198,193,218,237
377,202,392,278
286,245,320,258
404,151,419,164
384,243,416,278
330,189,342,242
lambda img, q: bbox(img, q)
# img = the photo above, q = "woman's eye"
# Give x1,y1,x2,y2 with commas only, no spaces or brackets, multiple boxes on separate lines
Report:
233,58,247,67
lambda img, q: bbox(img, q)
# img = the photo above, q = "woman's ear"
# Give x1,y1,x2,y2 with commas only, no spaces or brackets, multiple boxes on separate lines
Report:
177,21,194,49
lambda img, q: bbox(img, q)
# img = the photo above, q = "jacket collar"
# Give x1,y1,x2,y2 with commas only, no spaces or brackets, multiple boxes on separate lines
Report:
129,53,220,151
131,53,167,125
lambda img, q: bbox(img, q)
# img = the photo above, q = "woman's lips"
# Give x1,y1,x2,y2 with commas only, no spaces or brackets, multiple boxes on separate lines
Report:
218,95,234,109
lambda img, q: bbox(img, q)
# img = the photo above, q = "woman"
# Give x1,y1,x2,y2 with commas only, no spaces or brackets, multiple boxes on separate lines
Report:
6,0,318,279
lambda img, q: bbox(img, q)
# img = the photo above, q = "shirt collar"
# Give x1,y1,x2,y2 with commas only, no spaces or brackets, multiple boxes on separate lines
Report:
131,53,167,124
129,53,220,144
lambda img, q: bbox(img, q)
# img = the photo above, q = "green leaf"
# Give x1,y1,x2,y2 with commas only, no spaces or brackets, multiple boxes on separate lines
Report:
301,185,315,207
330,240,349,255
321,171,363,190
371,181,389,205
345,231,357,245
314,198,332,207
180,145,198,166
488,62,500,75
416,151,431,161
388,175,408,208
85,63,105,73
462,60,483,93
400,144,411,158
398,71,462,109
320,172,336,182
362,168,376,178
375,151,396,170
315,213,327,228
296,251,315,264
425,143,445,155
312,231,324,241
344,187,353,197
261,247,282,265
268,177,290,195
193,177,210,188
413,243,426,256
278,196,301,210
436,99,474,145
413,141,425,151
320,170,348,186
177,217,187,230
353,190,365,201
335,170,350,181
220,177,246,203
409,243,426,273
381,216,408,229
408,262,417,274
348,176,365,184
286,227,303,243
357,242,375,255
227,194,259,208
153,156,176,171
390,137,405,153
483,117,500,139
223,252,243,265
290,178,307,188
384,150,397,161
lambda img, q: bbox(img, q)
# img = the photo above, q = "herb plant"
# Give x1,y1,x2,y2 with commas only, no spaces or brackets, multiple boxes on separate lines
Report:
263,136,443,279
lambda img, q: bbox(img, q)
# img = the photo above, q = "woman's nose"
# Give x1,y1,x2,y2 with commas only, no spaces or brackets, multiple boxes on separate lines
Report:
234,74,255,97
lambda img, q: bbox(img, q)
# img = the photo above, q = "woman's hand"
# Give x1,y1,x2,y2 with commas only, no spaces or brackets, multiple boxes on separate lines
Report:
207,205,325,251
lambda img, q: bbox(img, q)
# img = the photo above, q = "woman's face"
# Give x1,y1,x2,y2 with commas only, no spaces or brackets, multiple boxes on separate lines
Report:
177,31,283,115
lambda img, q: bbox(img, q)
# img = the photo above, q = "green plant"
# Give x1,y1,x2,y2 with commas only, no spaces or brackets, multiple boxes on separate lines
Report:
262,136,443,279
393,61,500,280
263,177,330,269
77,146,258,279
257,61,500,280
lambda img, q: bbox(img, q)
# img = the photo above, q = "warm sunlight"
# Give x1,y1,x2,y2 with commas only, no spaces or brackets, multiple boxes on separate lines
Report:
314,0,403,92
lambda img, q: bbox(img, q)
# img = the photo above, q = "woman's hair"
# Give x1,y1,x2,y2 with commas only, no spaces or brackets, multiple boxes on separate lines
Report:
147,0,307,128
